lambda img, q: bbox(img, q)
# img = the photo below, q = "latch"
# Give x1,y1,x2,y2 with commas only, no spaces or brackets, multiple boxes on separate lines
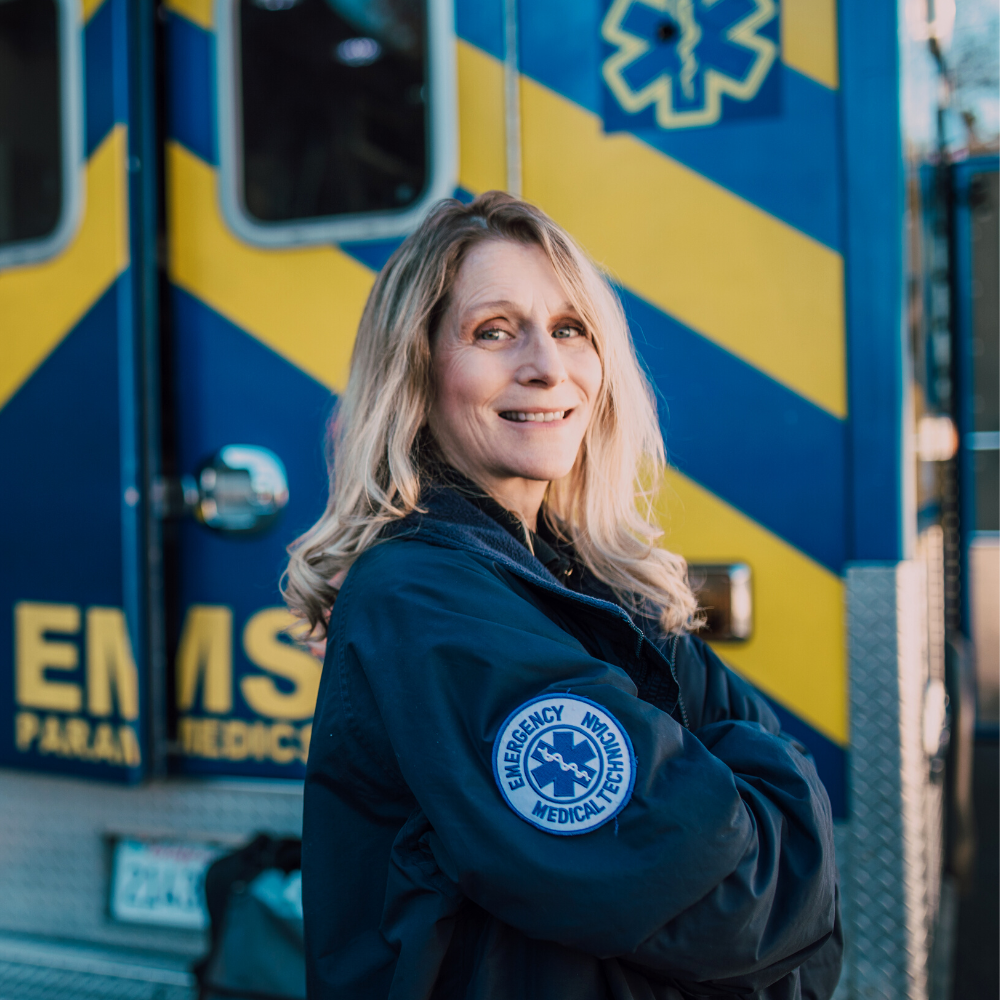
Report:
688,563,753,641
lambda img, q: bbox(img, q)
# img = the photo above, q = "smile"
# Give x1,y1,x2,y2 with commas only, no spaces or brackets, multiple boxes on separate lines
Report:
498,410,570,423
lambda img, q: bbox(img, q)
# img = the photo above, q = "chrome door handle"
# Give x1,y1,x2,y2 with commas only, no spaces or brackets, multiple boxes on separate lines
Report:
174,445,289,535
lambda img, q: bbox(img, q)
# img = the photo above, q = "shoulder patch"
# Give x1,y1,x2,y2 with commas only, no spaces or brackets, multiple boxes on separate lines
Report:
492,693,636,836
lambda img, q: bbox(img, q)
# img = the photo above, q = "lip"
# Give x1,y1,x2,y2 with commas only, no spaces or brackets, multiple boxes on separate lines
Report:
498,408,574,424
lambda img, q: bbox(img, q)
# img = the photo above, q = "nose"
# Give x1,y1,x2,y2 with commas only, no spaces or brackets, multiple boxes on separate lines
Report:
516,325,567,387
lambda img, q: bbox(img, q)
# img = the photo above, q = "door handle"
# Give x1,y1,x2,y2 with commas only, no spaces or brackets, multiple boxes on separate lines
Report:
155,445,289,535
190,445,289,534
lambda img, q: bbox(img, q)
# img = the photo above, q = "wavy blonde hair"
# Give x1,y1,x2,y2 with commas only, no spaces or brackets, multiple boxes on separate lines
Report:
283,192,698,637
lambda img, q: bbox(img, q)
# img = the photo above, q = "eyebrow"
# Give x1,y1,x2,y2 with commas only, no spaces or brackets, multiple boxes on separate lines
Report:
467,299,580,317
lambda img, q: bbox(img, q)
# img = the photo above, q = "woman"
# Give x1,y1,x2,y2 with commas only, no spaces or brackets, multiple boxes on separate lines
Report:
285,193,841,1000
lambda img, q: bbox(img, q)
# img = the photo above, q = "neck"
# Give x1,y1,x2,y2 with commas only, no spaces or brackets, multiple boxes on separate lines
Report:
484,478,548,533
441,462,548,532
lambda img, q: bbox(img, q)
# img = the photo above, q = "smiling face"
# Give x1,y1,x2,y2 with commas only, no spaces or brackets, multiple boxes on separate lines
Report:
427,239,603,526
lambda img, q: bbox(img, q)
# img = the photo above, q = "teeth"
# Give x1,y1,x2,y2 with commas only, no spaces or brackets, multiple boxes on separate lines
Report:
501,411,566,422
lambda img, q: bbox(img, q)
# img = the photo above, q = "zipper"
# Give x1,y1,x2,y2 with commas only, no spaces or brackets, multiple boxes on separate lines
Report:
665,633,691,729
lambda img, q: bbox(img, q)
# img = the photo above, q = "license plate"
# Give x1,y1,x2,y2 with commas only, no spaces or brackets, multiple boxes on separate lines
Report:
110,839,225,930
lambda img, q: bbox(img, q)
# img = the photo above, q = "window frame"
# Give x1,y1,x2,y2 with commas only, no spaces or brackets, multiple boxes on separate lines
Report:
215,0,457,247
0,0,84,270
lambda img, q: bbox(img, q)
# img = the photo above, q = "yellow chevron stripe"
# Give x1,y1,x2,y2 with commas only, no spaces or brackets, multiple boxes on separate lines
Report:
519,76,846,417
458,40,508,195
82,0,107,23
659,468,847,744
166,141,371,392
782,0,839,90
0,126,129,411
164,0,213,29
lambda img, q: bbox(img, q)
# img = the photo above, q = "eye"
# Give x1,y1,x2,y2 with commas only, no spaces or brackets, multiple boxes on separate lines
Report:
477,325,511,341
552,324,584,339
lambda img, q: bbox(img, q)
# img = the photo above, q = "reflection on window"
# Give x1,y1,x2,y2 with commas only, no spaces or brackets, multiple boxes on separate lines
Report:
0,0,61,248
239,0,428,223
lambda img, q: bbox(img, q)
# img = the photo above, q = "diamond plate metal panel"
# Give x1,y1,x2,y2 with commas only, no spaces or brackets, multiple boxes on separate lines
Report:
0,932,195,1000
897,561,931,1000
0,771,302,957
843,565,908,1000
839,562,944,1000
0,963,192,1000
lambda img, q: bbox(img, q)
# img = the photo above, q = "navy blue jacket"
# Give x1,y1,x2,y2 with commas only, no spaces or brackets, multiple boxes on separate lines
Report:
303,486,841,999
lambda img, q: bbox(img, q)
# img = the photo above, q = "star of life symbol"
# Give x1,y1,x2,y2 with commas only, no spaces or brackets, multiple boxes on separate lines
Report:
601,0,778,130
531,732,597,798
493,693,636,836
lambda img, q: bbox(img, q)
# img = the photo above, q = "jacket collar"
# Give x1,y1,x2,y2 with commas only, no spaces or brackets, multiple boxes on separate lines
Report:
383,484,567,594
424,468,577,583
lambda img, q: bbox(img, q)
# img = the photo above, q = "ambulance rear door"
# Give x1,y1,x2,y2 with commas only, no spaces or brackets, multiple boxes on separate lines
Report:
161,0,455,778
0,0,158,782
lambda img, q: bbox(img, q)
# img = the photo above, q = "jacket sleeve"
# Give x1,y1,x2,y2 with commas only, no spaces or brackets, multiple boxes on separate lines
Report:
677,633,786,732
334,541,837,986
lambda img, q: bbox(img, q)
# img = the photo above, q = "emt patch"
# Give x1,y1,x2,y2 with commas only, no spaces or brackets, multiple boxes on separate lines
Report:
492,693,636,836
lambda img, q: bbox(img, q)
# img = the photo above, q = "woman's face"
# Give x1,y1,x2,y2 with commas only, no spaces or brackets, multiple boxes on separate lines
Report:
428,239,602,512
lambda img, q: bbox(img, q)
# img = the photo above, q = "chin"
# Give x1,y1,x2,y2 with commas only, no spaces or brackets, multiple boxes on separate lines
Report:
502,456,577,483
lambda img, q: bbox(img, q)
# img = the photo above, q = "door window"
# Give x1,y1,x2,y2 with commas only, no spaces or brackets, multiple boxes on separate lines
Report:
0,0,81,267
217,0,456,246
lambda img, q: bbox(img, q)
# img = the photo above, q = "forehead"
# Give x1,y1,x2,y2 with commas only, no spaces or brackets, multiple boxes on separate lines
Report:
452,239,571,308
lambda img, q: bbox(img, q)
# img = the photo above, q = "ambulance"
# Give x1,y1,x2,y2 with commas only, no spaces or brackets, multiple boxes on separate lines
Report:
0,0,995,997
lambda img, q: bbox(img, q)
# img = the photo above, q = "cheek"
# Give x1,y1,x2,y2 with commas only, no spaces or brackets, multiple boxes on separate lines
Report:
433,350,501,418
572,346,604,409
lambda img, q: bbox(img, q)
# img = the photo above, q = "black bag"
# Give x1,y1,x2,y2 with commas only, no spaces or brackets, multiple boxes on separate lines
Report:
194,834,305,1000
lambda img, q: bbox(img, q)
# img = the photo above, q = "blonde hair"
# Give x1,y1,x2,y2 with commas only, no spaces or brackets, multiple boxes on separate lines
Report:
283,192,698,637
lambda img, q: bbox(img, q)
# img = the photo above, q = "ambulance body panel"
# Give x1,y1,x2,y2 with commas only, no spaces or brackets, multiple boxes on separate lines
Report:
0,2,982,997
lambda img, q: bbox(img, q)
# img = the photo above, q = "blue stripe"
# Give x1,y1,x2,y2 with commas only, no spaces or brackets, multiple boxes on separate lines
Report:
165,12,217,164
622,289,846,573
84,0,116,154
840,0,904,560
338,238,401,272
451,0,842,250
456,0,505,61
763,694,847,818
626,72,840,252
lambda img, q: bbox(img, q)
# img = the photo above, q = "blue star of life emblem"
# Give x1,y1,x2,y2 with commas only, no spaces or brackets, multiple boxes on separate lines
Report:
531,730,598,798
493,693,636,836
601,0,780,132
